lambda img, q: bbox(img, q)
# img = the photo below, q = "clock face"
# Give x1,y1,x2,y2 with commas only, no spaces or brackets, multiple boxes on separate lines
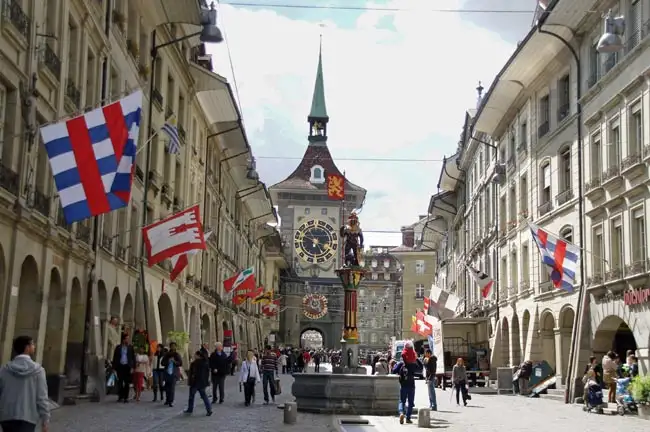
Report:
294,219,338,263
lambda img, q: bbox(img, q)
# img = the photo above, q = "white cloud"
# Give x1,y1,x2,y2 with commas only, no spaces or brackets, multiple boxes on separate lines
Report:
206,0,518,246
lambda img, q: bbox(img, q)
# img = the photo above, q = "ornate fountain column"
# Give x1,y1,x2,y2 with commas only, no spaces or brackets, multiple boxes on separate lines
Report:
335,266,366,373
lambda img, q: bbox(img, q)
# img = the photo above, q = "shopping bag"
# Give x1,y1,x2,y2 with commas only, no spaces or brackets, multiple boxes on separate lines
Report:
275,378,282,395
107,372,117,388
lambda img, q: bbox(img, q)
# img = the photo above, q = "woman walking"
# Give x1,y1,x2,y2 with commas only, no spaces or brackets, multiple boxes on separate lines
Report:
452,358,469,406
239,349,261,406
133,347,149,402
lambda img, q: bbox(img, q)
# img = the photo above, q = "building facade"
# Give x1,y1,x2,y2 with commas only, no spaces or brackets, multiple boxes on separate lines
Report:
357,246,402,353
270,44,366,349
390,217,437,340
0,0,276,400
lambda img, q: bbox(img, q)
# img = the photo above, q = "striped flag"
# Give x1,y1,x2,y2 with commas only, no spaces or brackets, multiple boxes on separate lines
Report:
466,265,495,298
528,221,580,292
161,118,181,154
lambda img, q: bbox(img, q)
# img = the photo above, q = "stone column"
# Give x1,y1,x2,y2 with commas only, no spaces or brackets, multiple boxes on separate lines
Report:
553,327,563,382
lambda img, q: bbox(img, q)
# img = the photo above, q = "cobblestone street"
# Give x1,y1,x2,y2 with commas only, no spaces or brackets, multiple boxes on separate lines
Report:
338,381,648,431
49,368,335,432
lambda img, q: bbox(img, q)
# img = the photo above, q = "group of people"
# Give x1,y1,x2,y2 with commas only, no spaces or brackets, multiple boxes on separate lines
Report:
276,348,334,373
584,350,639,403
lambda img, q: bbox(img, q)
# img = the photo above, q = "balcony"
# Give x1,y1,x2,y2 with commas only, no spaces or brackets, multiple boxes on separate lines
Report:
178,125,186,142
624,260,646,278
129,254,139,268
135,165,144,182
152,88,163,111
65,79,81,109
161,183,172,208
621,153,644,178
42,43,61,80
506,155,515,172
32,189,50,216
586,273,603,287
2,0,30,41
538,201,552,217
56,209,70,231
116,243,127,261
0,164,19,196
555,189,573,207
77,224,91,244
101,233,113,252
539,280,553,294
537,120,549,138
557,103,570,123
604,267,623,282
165,105,173,120
621,153,641,171
601,164,621,187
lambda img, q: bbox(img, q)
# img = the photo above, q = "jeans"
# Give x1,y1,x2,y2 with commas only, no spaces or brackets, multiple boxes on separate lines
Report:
262,371,276,402
282,365,287,374
427,379,438,410
211,374,225,401
152,370,164,392
455,380,468,405
244,379,256,405
315,362,320,372
116,364,131,401
0,421,36,432
187,386,212,413
398,386,416,419
165,373,176,404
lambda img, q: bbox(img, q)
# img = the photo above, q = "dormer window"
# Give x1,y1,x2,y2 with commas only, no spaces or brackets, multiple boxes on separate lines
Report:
310,165,325,184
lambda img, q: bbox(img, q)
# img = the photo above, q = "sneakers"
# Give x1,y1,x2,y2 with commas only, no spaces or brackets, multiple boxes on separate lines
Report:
406,419,413,424
206,411,213,416
399,413,405,424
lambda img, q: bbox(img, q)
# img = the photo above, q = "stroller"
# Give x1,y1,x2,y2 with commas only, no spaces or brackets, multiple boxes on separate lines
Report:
615,377,638,416
582,379,604,413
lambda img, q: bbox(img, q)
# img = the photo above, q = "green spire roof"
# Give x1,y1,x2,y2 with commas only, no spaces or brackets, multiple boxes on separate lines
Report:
309,38,328,120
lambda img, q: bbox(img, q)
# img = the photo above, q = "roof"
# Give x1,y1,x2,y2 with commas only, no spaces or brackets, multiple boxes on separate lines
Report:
309,38,328,121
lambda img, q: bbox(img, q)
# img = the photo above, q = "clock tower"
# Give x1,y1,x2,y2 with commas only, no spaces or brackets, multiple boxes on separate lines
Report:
269,41,366,348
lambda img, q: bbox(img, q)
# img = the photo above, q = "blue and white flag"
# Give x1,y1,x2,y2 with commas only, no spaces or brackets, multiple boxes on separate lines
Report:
161,118,181,154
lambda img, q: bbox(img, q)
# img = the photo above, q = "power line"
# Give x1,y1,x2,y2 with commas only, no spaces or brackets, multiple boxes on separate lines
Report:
220,2,554,14
257,156,443,162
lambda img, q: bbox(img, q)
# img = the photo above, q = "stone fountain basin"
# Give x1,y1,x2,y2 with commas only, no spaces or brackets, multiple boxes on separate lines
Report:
292,373,400,415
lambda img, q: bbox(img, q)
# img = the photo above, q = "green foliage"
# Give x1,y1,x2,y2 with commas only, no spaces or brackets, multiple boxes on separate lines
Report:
167,331,190,352
630,375,650,404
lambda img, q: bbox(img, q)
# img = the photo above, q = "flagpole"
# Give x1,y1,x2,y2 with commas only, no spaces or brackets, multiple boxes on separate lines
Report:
340,170,346,266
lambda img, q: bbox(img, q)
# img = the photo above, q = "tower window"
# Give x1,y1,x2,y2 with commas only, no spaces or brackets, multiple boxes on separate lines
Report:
310,165,325,183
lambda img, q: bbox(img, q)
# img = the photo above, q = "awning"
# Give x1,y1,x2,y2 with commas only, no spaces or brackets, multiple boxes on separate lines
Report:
438,153,461,192
241,185,277,224
149,0,203,28
428,191,457,219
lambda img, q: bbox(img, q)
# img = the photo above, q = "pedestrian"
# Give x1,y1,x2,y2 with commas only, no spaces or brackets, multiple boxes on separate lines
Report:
150,344,165,402
392,341,418,424
452,357,469,406
133,347,149,402
111,333,136,403
374,357,389,375
184,351,212,416
200,343,209,359
240,349,261,406
279,351,288,374
161,342,183,407
423,349,437,411
209,342,231,404
0,336,50,432
602,351,618,403
314,351,321,373
230,347,238,376
260,345,278,404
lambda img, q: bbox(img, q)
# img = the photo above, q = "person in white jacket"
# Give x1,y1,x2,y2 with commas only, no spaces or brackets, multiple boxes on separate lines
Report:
239,349,261,406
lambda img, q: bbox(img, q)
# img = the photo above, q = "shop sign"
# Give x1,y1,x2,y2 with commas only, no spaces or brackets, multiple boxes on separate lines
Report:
624,288,650,306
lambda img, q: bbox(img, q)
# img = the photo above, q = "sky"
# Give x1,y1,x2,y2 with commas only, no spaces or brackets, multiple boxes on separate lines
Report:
207,0,538,247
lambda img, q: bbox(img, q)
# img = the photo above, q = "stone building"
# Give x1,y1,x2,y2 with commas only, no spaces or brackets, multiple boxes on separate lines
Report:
357,246,402,353
0,0,277,401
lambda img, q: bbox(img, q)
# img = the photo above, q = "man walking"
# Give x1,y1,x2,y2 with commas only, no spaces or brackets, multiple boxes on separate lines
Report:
111,333,135,403
423,349,438,411
392,341,419,424
314,351,321,373
209,342,231,404
0,336,50,432
260,345,278,405
162,342,183,407
184,351,212,416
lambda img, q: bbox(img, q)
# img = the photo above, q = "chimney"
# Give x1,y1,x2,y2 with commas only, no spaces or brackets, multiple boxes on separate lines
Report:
402,227,415,248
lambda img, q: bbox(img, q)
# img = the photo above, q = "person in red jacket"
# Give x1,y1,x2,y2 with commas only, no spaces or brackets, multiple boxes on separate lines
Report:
303,351,311,369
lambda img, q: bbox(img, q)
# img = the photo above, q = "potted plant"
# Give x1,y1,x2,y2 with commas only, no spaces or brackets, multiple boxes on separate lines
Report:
166,331,189,354
630,375,650,419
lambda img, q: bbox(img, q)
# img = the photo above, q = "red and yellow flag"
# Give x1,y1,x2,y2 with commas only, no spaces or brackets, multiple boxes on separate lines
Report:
233,294,248,305
326,174,345,200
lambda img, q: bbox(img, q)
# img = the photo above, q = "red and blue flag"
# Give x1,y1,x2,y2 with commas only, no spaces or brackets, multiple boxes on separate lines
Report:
528,222,580,292
40,91,143,224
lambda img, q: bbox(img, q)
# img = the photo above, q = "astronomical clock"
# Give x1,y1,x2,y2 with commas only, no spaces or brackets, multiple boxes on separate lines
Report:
293,219,338,275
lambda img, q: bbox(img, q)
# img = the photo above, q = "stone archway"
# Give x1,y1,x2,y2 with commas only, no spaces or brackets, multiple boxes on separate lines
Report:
540,310,556,372
97,280,108,348
201,314,211,346
122,294,134,331
158,294,174,345
189,307,199,351
593,315,637,360
14,256,41,344
65,278,85,386
43,268,65,374
109,287,121,321
511,313,521,366
300,328,324,349
521,310,531,360
558,306,575,383
501,317,510,367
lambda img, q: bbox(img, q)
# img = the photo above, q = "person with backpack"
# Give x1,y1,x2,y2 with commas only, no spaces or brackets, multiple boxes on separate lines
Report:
423,349,438,410
391,341,419,424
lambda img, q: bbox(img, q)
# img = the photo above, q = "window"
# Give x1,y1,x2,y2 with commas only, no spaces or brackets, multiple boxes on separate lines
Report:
509,185,516,224
309,165,324,183
321,208,328,215
371,259,377,267
499,195,506,232
304,207,310,215
611,218,623,270
631,207,646,263
522,244,529,281
371,302,378,313
372,272,378,280
590,132,601,181
629,104,642,156
538,95,550,137
540,162,551,204
415,284,425,299
608,121,621,167
509,128,516,157
510,251,518,288
557,74,570,121
384,259,390,268
592,226,604,275
370,333,378,344
559,147,571,191
560,226,573,244
415,260,425,274
588,41,600,86
628,0,641,49
519,120,527,150
520,174,528,214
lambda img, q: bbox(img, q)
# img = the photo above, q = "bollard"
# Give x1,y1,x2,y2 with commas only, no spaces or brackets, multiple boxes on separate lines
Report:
417,408,431,428
284,401,298,424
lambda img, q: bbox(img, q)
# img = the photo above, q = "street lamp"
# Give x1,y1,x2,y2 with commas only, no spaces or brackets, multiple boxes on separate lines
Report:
597,10,626,53
139,3,224,336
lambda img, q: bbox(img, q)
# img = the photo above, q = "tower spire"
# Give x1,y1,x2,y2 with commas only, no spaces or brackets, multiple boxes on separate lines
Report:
308,36,328,144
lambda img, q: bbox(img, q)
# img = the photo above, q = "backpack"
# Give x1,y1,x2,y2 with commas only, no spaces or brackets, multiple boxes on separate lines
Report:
398,363,409,385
